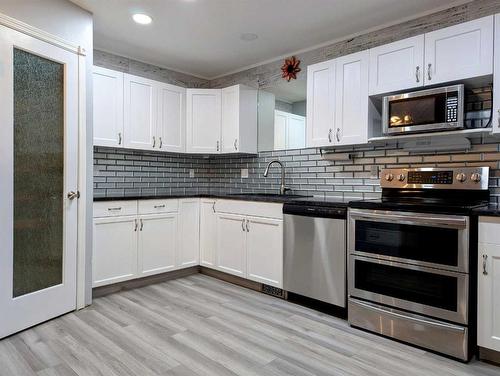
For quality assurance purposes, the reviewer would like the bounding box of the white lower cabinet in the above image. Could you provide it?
[93,216,138,287]
[138,214,177,277]
[178,199,200,268]
[478,216,500,352]
[200,199,217,267]
[246,216,283,287]
[214,201,284,288]
[93,199,284,289]
[216,213,247,278]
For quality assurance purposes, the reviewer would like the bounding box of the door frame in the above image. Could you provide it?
[0,12,88,310]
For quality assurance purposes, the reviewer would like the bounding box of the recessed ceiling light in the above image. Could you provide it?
[132,13,152,25]
[240,33,258,41]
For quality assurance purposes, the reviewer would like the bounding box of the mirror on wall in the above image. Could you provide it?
[257,78,307,152]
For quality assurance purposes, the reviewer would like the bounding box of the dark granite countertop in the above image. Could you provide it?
[94,193,351,210]
[472,204,500,217]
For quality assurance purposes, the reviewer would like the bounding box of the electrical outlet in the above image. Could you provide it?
[241,168,249,178]
[189,169,195,178]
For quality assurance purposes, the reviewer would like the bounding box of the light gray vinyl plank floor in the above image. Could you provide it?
[1,274,500,376]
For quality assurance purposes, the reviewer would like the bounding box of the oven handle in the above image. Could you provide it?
[350,299,466,333]
[349,210,467,229]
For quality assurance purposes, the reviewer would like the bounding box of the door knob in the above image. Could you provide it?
[67,191,80,200]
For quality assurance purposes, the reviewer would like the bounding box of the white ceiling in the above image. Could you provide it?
[71,0,469,79]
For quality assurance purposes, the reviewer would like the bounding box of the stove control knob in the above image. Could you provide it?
[385,173,394,182]
[456,173,467,183]
[398,174,406,182]
[471,173,481,183]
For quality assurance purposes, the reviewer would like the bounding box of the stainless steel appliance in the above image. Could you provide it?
[348,167,490,361]
[382,84,464,135]
[284,204,346,307]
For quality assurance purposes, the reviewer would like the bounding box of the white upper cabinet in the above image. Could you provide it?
[335,50,369,146]
[492,14,500,134]
[425,16,494,85]
[306,60,335,147]
[221,85,258,154]
[157,83,186,153]
[186,89,222,153]
[124,74,157,151]
[93,66,124,147]
[369,35,425,95]
[274,110,306,150]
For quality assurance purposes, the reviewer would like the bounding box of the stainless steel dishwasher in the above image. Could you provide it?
[283,203,346,308]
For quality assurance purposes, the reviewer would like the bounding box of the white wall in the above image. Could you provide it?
[0,0,94,305]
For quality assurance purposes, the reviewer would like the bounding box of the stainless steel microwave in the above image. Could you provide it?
[382,84,464,135]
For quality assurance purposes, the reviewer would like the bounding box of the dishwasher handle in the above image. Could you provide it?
[283,203,346,219]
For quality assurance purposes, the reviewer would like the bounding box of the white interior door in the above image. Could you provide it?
[0,25,79,339]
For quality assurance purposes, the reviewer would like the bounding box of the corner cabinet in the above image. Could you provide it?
[493,14,500,134]
[178,199,200,268]
[186,89,222,153]
[93,66,124,147]
[478,217,500,353]
[200,199,217,267]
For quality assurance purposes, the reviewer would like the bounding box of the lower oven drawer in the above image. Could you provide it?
[349,255,468,324]
[348,298,469,361]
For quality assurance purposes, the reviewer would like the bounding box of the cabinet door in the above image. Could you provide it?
[93,66,124,147]
[478,242,500,352]
[274,110,288,150]
[287,114,306,149]
[492,14,500,134]
[335,50,369,146]
[157,83,185,152]
[178,199,200,268]
[138,214,177,277]
[186,89,221,153]
[221,85,239,153]
[425,16,493,85]
[124,74,157,151]
[216,213,246,277]
[306,60,335,147]
[246,217,283,288]
[200,199,217,268]
[93,217,138,287]
[368,35,424,95]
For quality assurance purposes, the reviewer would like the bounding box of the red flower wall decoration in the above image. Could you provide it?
[281,56,301,81]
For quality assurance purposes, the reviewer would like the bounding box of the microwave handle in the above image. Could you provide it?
[349,210,467,229]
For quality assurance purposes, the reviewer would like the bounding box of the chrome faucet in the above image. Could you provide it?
[263,160,290,195]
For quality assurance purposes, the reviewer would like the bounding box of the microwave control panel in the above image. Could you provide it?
[446,95,459,123]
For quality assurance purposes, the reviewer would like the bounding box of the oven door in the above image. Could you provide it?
[349,255,468,324]
[348,209,469,273]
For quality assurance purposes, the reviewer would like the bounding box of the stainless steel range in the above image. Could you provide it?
[347,167,490,361]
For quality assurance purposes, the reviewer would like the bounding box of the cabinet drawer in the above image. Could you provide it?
[215,199,283,219]
[138,199,179,214]
[479,216,500,244]
[94,201,137,218]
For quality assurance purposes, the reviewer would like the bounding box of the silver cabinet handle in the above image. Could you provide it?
[328,129,332,143]
[154,204,166,209]
[67,191,79,200]
[415,66,420,83]
[134,219,138,232]
[336,128,341,142]
[152,136,156,148]
[483,254,488,275]
[217,140,220,152]
[246,219,249,232]
[497,109,500,128]
[427,63,432,81]
[241,219,245,232]
[212,202,216,213]
[118,132,122,145]
[159,137,163,149]
[234,139,238,151]
[107,207,122,211]
[140,219,144,231]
